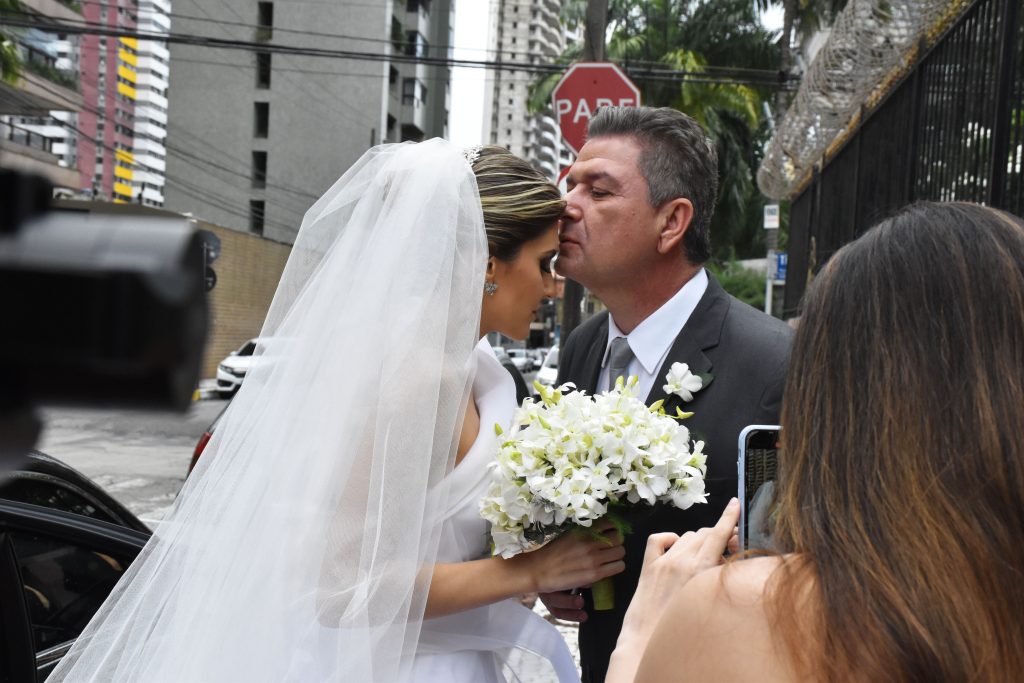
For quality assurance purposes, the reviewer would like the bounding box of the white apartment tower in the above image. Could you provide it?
[483,0,565,180]
[131,0,171,206]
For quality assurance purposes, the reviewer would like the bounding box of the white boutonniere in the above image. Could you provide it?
[663,362,712,402]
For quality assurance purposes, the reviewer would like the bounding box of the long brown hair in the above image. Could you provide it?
[771,202,1024,681]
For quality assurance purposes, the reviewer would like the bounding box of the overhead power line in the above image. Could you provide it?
[0,12,796,89]
[17,85,308,229]
[24,76,324,208]
[184,1,378,131]
[33,116,297,233]
[72,0,783,65]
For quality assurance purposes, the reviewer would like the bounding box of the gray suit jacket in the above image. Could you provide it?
[556,274,794,683]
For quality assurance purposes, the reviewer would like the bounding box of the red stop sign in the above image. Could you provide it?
[551,62,642,155]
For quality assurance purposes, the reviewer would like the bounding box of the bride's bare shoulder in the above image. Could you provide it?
[639,556,803,682]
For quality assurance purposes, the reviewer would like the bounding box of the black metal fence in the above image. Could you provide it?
[783,0,1023,317]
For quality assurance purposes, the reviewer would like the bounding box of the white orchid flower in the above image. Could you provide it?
[663,362,704,402]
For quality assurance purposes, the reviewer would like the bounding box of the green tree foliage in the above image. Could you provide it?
[532,0,781,261]
[0,40,19,83]
[706,259,766,310]
[1,0,24,84]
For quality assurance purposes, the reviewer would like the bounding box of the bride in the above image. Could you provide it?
[49,140,624,682]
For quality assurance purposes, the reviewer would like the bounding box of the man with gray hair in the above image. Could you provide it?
[540,106,793,682]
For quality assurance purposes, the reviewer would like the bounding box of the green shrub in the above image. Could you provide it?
[706,260,765,310]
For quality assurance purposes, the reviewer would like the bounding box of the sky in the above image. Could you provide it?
[448,3,787,147]
[449,1,492,147]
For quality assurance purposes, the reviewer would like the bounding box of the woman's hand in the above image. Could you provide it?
[426,522,622,619]
[514,521,626,595]
[619,499,740,645]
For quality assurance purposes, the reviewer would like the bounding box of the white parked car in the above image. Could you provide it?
[534,345,559,389]
[215,338,262,397]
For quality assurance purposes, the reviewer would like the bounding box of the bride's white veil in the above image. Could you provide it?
[50,139,488,682]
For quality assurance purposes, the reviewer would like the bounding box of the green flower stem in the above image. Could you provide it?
[592,577,615,611]
[574,508,633,611]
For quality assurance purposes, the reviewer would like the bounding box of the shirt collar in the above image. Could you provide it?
[603,268,709,374]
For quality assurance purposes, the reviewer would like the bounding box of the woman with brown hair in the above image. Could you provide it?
[607,201,1024,682]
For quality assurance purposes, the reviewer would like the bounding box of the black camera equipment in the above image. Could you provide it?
[1,168,209,460]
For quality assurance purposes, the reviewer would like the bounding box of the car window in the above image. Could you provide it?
[238,341,257,356]
[10,530,133,653]
[0,476,121,527]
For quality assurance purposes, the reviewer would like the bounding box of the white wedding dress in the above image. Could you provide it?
[411,339,580,683]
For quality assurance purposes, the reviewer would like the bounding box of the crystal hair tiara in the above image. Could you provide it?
[462,145,483,166]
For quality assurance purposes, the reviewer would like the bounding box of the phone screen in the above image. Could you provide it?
[737,426,780,551]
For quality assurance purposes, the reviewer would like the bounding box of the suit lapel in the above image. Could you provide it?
[645,277,730,413]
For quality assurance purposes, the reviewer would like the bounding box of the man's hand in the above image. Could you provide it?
[538,590,587,623]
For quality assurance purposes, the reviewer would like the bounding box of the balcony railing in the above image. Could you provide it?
[2,121,54,154]
[24,59,79,91]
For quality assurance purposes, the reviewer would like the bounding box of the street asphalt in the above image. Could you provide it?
[35,397,229,527]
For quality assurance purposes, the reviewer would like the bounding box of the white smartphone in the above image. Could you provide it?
[737,425,781,551]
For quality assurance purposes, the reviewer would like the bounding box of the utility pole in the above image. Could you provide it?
[583,0,608,61]
[763,203,780,316]
[560,0,609,341]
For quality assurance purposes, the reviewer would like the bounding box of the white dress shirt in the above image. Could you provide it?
[597,268,709,399]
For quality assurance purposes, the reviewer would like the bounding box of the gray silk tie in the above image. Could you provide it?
[606,336,635,387]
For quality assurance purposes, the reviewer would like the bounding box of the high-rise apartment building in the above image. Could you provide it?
[387,0,454,144]
[77,0,139,203]
[483,0,565,180]
[163,0,453,244]
[131,0,171,207]
[7,1,165,203]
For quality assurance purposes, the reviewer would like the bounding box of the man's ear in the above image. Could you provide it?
[656,198,694,255]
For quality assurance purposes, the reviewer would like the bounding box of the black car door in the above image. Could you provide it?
[0,530,36,683]
[0,501,148,681]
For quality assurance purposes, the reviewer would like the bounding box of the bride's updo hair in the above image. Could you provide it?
[469,145,565,261]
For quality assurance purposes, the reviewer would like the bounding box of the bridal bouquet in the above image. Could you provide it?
[479,377,708,610]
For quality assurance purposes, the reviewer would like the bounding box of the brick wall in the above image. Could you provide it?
[200,220,291,379]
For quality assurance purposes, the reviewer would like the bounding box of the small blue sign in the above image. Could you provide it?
[776,252,788,281]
